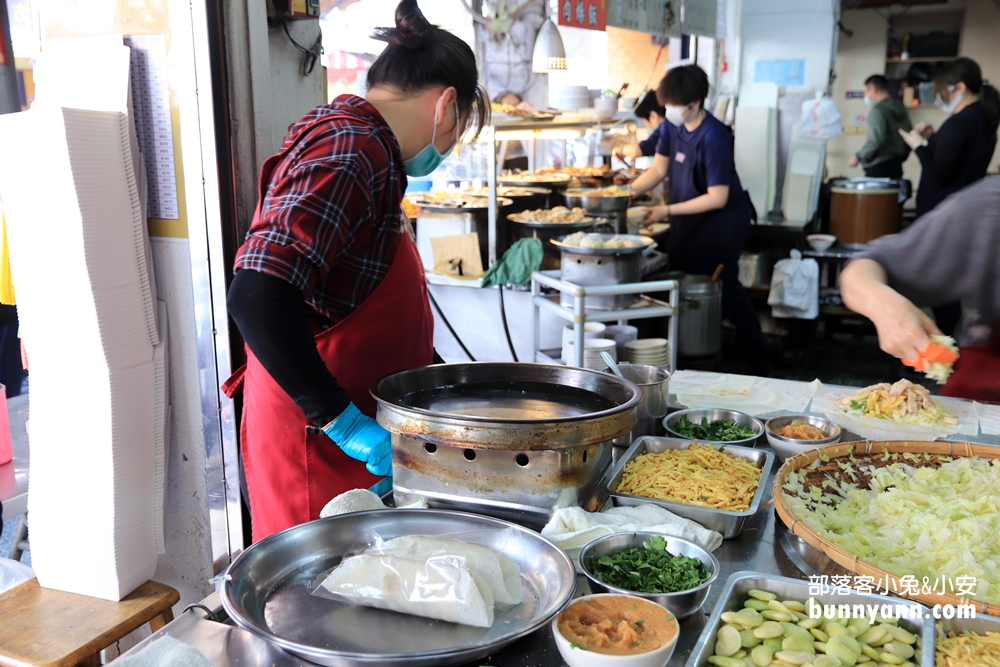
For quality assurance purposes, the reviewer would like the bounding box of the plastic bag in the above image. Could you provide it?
[799,92,843,140]
[0,557,34,594]
[312,530,522,628]
[768,249,819,319]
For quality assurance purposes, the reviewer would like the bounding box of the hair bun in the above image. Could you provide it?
[372,0,432,50]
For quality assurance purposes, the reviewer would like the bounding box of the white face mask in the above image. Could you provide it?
[665,103,697,127]
[934,85,963,115]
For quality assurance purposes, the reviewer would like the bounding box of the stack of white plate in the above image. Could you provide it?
[603,325,638,358]
[561,322,606,363]
[565,338,617,370]
[557,85,592,112]
[624,338,669,367]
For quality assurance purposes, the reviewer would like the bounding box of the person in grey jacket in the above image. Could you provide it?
[847,75,913,178]
[839,177,1000,400]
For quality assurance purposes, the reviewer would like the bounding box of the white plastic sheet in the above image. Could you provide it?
[670,370,820,417]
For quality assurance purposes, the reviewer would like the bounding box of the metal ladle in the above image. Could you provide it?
[600,351,625,378]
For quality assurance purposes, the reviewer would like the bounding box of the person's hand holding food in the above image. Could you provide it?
[869,287,941,363]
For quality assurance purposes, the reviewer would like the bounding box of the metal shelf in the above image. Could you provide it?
[531,270,679,371]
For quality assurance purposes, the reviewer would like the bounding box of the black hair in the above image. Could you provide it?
[368,0,489,139]
[634,90,665,121]
[864,74,888,93]
[933,57,999,139]
[493,91,523,105]
[657,65,709,108]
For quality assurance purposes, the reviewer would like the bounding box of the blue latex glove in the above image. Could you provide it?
[322,403,393,477]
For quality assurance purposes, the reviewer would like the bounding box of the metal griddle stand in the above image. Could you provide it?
[530,271,679,372]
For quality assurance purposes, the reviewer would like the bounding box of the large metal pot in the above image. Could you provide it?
[508,216,596,271]
[556,234,651,310]
[372,363,641,527]
[413,198,512,271]
[670,272,722,357]
[829,177,901,247]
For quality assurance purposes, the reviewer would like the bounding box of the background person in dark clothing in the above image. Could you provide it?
[847,74,912,178]
[619,91,667,158]
[900,57,999,218]
[898,57,999,336]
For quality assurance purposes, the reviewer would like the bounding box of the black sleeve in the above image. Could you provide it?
[227,269,350,427]
[914,116,970,187]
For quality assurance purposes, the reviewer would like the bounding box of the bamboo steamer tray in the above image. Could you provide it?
[773,439,1000,617]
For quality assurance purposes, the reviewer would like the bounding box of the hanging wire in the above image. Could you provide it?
[282,22,324,77]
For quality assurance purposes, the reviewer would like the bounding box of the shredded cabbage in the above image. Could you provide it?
[925,334,959,384]
[783,457,1000,604]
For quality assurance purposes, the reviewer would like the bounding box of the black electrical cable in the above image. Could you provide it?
[427,289,476,362]
[282,22,323,77]
[183,603,219,622]
[498,285,519,362]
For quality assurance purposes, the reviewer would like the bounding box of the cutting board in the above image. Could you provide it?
[430,233,484,278]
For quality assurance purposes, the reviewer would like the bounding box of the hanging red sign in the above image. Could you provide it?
[558,0,607,31]
[0,12,7,66]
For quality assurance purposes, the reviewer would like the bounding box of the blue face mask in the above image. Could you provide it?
[403,99,460,177]
[863,95,877,108]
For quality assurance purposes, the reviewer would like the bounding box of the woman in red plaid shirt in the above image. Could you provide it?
[224,0,489,542]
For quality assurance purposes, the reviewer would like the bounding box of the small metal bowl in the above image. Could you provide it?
[663,408,763,447]
[764,414,842,462]
[579,532,719,620]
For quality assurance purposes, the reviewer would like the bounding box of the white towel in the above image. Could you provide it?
[541,505,723,571]
[115,637,213,667]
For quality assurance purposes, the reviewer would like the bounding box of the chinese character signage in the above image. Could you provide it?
[558,0,607,31]
[606,0,679,38]
[682,0,717,37]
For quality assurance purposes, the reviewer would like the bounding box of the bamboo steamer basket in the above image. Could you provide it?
[773,439,1000,618]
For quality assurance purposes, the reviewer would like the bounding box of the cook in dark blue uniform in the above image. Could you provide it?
[631,65,765,358]
[619,91,667,159]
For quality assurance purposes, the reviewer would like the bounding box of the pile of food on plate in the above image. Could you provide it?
[317,535,521,628]
[586,535,711,595]
[617,443,762,512]
[559,232,633,249]
[936,625,1000,666]
[781,448,1000,605]
[839,378,958,426]
[491,102,532,116]
[508,207,593,224]
[537,165,612,178]
[671,415,757,442]
[500,170,572,182]
[705,587,920,667]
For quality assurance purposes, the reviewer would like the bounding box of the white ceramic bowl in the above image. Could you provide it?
[807,234,836,252]
[552,594,680,667]
[764,414,842,462]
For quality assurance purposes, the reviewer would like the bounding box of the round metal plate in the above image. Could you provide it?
[551,233,654,256]
[221,509,577,667]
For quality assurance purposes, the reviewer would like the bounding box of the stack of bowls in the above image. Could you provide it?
[624,338,669,367]
[603,324,638,358]
[561,322,606,363]
[565,338,617,371]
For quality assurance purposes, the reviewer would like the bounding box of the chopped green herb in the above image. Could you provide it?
[849,399,866,411]
[588,535,711,594]
[670,414,756,441]
[677,649,692,657]
[635,620,644,625]
[570,642,581,650]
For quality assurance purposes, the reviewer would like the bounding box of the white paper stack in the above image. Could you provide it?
[0,36,169,600]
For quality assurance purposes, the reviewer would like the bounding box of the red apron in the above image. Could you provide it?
[941,324,1000,402]
[223,115,434,543]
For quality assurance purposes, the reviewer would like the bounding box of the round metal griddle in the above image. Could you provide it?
[221,509,577,667]
[372,362,641,450]
[564,188,631,214]
[552,233,654,256]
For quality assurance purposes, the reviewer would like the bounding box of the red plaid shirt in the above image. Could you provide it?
[235,95,406,328]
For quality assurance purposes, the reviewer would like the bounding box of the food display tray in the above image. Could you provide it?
[687,572,936,667]
[605,436,774,539]
[221,509,576,667]
[774,440,1000,617]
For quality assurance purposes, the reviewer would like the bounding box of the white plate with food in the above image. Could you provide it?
[222,509,576,667]
[553,233,655,255]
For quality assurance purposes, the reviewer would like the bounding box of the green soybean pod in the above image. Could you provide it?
[748,589,777,602]
[750,644,774,667]
[882,642,914,659]
[716,625,742,657]
[774,650,817,665]
[740,629,760,648]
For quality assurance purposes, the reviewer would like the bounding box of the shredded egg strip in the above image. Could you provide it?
[937,630,1000,667]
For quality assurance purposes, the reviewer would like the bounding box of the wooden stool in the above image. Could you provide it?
[0,578,179,667]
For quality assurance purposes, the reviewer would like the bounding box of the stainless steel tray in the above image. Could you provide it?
[605,436,774,539]
[688,572,936,667]
[221,509,577,667]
